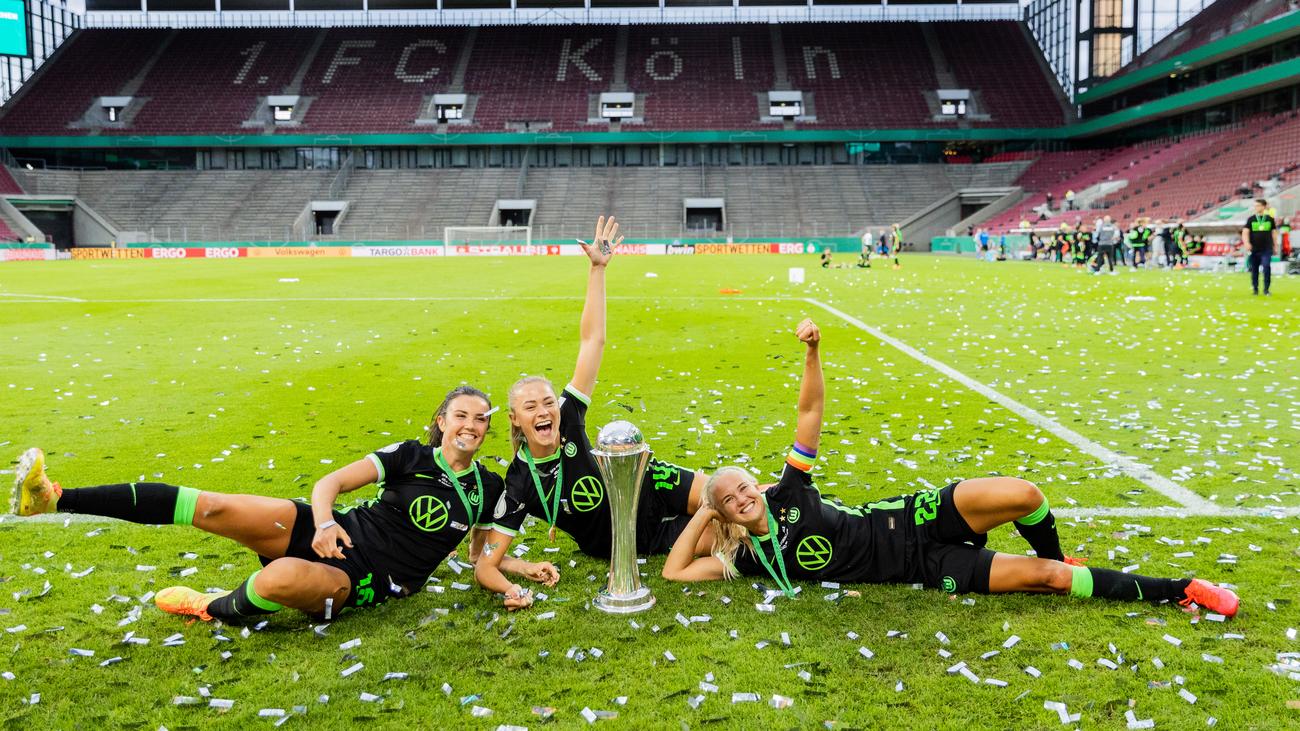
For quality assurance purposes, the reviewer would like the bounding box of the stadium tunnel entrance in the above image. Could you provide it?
[12,201,73,249]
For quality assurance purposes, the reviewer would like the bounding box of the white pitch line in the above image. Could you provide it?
[0,292,85,302]
[806,297,1228,516]
[1055,506,1300,519]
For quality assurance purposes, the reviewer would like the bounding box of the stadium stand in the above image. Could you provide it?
[20,163,1030,242]
[1101,111,1300,221]
[0,23,1069,135]
[981,128,1239,230]
[932,22,1067,128]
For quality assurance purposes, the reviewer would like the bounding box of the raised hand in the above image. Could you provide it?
[578,215,622,267]
[795,318,821,347]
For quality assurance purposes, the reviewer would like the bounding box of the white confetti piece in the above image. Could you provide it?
[858,647,874,659]
[1179,688,1197,704]
[1024,666,1041,678]
[258,709,286,718]
[663,651,676,662]
[984,678,1008,687]
[341,662,363,677]
[536,611,556,621]
[935,631,950,645]
[769,694,793,709]
[1098,658,1118,670]
[339,638,361,650]
[360,693,383,703]
[1003,635,1021,649]
[69,648,95,657]
[382,672,408,682]
[1067,659,1085,670]
[209,699,234,710]
[731,692,760,703]
[1163,634,1183,647]
[580,707,598,723]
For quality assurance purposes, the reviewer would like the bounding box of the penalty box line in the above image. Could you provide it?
[804,297,1245,518]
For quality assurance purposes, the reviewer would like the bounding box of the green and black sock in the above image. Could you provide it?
[56,483,199,526]
[205,570,283,624]
[1014,498,1064,562]
[1069,566,1190,603]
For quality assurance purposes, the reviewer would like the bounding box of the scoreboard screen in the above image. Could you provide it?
[0,0,28,58]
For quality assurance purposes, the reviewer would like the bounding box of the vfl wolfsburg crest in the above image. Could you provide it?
[785,507,801,524]
[564,442,578,458]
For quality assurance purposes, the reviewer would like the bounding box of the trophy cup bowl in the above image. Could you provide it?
[591,420,656,613]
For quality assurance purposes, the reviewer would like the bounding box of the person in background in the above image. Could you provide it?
[977,228,991,260]
[1064,189,1075,211]
[1091,215,1120,274]
[1240,198,1279,295]
[890,224,903,269]
[1073,224,1093,270]
[1052,224,1071,265]
[1128,218,1153,268]
[1172,221,1189,268]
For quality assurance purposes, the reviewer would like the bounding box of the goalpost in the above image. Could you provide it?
[443,225,533,250]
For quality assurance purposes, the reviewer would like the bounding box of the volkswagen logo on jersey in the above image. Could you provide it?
[409,495,449,532]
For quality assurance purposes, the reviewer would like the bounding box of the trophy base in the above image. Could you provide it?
[593,586,656,614]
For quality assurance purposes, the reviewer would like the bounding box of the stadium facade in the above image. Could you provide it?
[0,0,1295,254]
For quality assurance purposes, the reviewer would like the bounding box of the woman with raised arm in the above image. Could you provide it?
[662,320,1240,617]
[10,386,558,622]
[474,216,710,595]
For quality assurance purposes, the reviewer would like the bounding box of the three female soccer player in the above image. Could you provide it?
[661,319,1240,617]
[10,386,559,623]
[12,219,1243,623]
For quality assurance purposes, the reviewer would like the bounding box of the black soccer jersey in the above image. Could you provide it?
[350,440,507,587]
[495,384,692,558]
[1246,214,1276,252]
[731,455,925,587]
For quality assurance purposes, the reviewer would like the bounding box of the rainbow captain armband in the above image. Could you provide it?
[786,442,817,472]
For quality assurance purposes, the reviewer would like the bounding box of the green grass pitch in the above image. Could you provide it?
[0,254,1297,728]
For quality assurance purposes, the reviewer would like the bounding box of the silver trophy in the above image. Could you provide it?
[591,420,656,613]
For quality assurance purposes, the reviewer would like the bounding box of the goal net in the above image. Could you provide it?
[443,225,533,248]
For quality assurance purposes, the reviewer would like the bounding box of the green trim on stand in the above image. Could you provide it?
[1076,12,1300,105]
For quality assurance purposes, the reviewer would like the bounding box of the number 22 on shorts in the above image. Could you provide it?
[913,491,939,526]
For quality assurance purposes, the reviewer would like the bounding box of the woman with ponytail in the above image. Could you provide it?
[11,385,558,622]
[475,215,710,595]
[662,320,1239,618]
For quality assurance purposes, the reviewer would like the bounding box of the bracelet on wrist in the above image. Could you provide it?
[317,519,337,531]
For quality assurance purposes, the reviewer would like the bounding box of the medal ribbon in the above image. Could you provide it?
[434,448,484,527]
[522,446,563,534]
[750,497,796,598]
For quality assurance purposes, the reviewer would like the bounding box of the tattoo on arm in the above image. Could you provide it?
[484,542,499,558]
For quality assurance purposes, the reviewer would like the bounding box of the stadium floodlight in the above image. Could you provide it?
[443,225,534,251]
